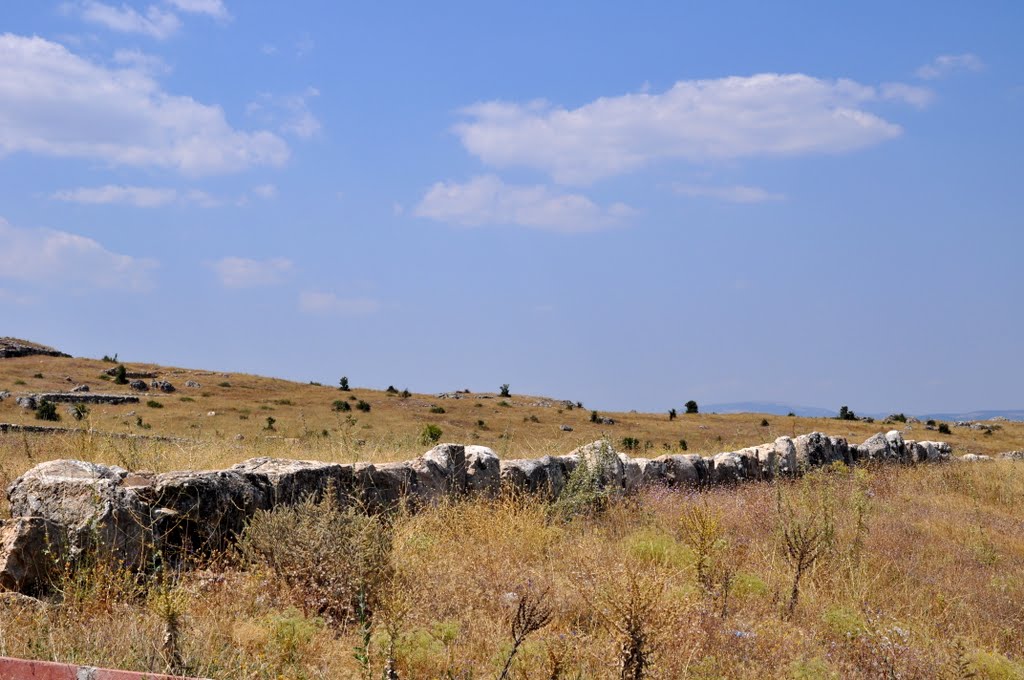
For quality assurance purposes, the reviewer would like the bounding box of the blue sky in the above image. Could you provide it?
[1,1,1021,415]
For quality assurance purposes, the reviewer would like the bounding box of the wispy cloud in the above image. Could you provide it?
[75,1,182,39]
[299,290,379,316]
[916,53,984,80]
[0,34,289,175]
[415,175,634,232]
[211,256,293,288]
[51,185,178,207]
[455,73,925,184]
[252,184,278,199]
[165,0,230,20]
[673,183,785,204]
[247,88,322,139]
[0,217,156,290]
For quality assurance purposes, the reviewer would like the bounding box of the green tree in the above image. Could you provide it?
[685,400,699,414]
[499,384,511,398]
[113,364,128,385]
[338,376,350,391]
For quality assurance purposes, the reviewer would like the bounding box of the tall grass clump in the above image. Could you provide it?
[237,491,393,628]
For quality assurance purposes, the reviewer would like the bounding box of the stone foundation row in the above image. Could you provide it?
[0,430,950,594]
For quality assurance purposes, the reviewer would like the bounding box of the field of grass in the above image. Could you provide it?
[1,351,1023,678]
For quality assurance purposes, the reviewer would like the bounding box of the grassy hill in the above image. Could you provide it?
[3,344,1024,678]
[1,349,1021,482]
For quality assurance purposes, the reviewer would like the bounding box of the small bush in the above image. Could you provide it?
[621,437,641,451]
[837,405,857,421]
[13,379,26,385]
[146,400,164,409]
[887,413,907,423]
[498,400,511,408]
[237,492,393,627]
[101,353,118,363]
[760,418,770,427]
[679,439,688,451]
[476,419,487,429]
[218,381,232,388]
[429,406,446,414]
[552,440,618,520]
[113,365,128,385]
[938,423,951,435]
[499,384,511,397]
[926,419,936,426]
[386,385,398,394]
[272,399,293,406]
[590,410,599,423]
[668,408,677,421]
[35,400,60,421]
[332,400,351,412]
[685,400,699,414]
[355,400,371,412]
[32,372,44,379]
[179,396,195,402]
[420,424,443,445]
[265,416,276,431]
[400,388,411,398]
[71,404,89,421]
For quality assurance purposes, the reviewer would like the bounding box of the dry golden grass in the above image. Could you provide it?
[2,462,1023,678]
[1,353,1021,485]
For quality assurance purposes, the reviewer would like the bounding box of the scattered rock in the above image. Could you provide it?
[70,384,90,393]
[16,396,36,410]
[0,391,9,401]
[960,454,993,462]
[151,380,175,393]
[560,424,574,432]
[129,380,148,391]
[185,380,201,388]
[207,411,216,417]
[104,367,157,380]
[998,451,1024,461]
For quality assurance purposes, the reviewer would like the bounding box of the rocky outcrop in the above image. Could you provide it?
[0,338,69,359]
[0,432,954,594]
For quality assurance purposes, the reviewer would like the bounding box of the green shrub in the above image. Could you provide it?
[217,381,231,388]
[179,396,195,402]
[265,416,276,431]
[499,384,510,397]
[400,388,411,398]
[679,439,688,451]
[35,400,59,421]
[498,400,511,408]
[332,399,351,412]
[338,376,350,391]
[621,436,641,451]
[101,353,118,363]
[113,365,128,385]
[146,400,163,409]
[590,410,599,423]
[420,424,443,445]
[429,406,446,414]
[938,423,951,435]
[887,413,907,423]
[685,400,699,414]
[552,440,618,520]
[71,404,89,421]
[386,385,398,394]
[837,405,857,421]
[760,418,770,427]
[32,372,43,379]
[355,400,371,412]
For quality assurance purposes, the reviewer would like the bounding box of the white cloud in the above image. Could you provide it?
[51,185,178,207]
[299,291,379,316]
[212,256,293,288]
[916,53,984,80]
[77,1,182,39]
[165,0,230,20]
[0,34,289,175]
[880,82,934,108]
[415,175,634,232]
[0,217,156,290]
[252,184,278,199]
[673,183,785,203]
[112,48,170,74]
[455,73,921,184]
[247,88,322,139]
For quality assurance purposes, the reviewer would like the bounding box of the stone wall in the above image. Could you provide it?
[0,431,952,594]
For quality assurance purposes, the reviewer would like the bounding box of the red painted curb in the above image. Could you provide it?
[0,656,206,679]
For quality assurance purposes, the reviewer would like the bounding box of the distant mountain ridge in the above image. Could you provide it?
[704,401,1024,423]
